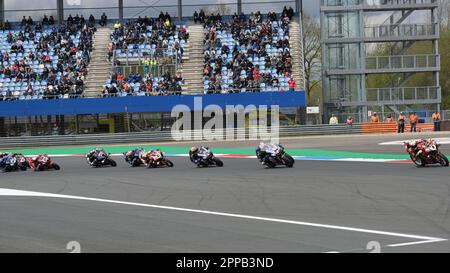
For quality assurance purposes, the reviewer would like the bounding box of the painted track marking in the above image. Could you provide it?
[0,188,446,251]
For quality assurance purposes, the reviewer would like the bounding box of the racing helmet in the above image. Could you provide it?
[190,147,198,153]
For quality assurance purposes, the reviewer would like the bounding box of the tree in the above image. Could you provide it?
[440,26,450,109]
[436,0,450,28]
[302,15,322,106]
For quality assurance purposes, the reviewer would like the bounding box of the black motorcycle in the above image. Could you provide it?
[193,147,223,167]
[257,144,294,168]
[86,150,117,168]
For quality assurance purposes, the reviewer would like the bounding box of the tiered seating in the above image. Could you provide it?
[110,16,188,60]
[0,20,95,101]
[102,71,184,97]
[202,11,294,94]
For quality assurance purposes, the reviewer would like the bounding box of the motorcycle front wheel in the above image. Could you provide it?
[165,160,174,167]
[282,154,295,168]
[410,154,425,167]
[438,153,449,167]
[109,159,117,167]
[213,158,223,167]
[52,163,61,170]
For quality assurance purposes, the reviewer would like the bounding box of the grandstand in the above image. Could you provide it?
[0,15,95,100]
[0,5,306,100]
[0,2,307,136]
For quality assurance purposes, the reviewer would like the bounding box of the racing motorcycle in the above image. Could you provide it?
[404,140,449,167]
[123,149,146,167]
[86,150,117,168]
[194,147,223,167]
[28,155,61,171]
[0,153,29,172]
[143,150,174,168]
[257,144,294,168]
[16,153,30,170]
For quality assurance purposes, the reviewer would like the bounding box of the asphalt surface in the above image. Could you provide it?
[1,155,450,253]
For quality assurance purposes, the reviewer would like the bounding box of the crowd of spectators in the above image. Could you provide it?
[102,70,184,97]
[109,12,188,62]
[200,7,297,94]
[0,14,96,100]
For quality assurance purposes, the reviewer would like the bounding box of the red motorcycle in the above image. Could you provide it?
[404,140,449,167]
[28,154,61,171]
[143,150,174,168]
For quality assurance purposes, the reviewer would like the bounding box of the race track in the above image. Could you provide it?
[1,152,449,253]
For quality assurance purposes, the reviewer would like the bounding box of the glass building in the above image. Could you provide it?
[321,0,440,122]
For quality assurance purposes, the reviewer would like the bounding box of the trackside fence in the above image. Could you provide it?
[0,124,361,148]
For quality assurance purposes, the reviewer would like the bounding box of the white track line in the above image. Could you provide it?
[0,187,446,250]
[379,137,450,146]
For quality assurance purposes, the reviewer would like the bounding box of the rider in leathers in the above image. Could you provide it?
[86,148,105,166]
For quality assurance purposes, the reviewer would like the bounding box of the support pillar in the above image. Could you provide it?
[57,0,64,23]
[119,0,124,20]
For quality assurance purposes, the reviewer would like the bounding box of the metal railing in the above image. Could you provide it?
[365,54,439,71]
[113,48,182,66]
[364,23,438,39]
[363,0,438,7]
[0,124,362,148]
[0,93,84,101]
[3,1,297,22]
[366,86,440,103]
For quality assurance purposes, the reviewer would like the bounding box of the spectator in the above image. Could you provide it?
[398,112,406,133]
[89,14,96,26]
[201,9,292,94]
[370,112,380,123]
[329,115,338,125]
[409,112,419,132]
[193,11,199,24]
[385,114,394,123]
[288,78,296,91]
[42,15,49,25]
[199,9,205,24]
[432,111,441,132]
[100,13,108,27]
[346,116,353,126]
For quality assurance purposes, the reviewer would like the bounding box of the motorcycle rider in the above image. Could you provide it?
[30,154,49,168]
[189,147,201,164]
[86,148,106,166]
[0,152,11,167]
[140,148,158,164]
[125,147,146,164]
[407,139,432,158]
[256,142,269,164]
[256,142,284,165]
